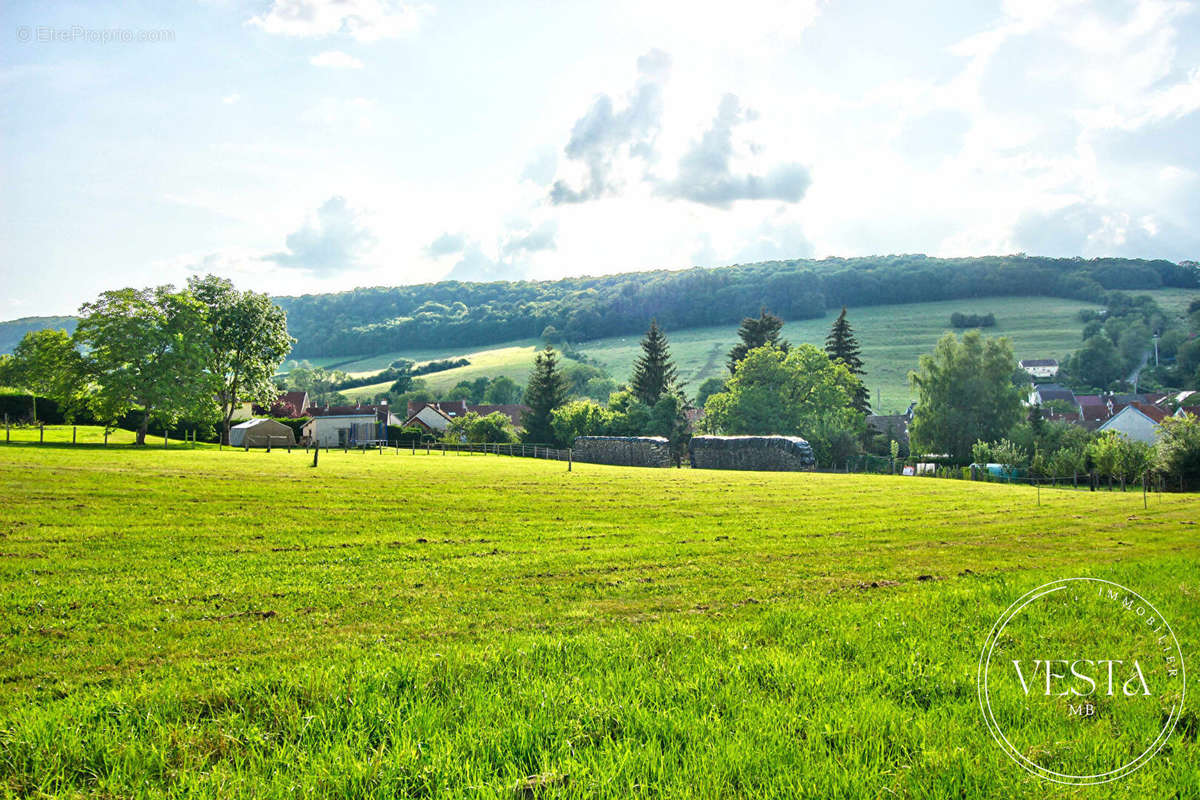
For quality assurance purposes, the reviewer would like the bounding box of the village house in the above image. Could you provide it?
[1097,402,1170,444]
[402,401,529,434]
[1018,358,1059,379]
[1028,383,1076,408]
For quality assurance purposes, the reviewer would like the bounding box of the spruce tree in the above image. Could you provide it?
[824,306,871,414]
[727,309,789,374]
[631,320,679,406]
[521,345,569,444]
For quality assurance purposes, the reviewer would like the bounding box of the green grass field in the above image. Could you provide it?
[1,438,1196,797]
[576,296,1100,414]
[314,296,1098,413]
[342,345,549,401]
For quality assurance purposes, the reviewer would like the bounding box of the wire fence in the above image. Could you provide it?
[6,421,1194,496]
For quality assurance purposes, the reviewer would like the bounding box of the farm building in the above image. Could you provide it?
[302,414,381,448]
[229,418,297,448]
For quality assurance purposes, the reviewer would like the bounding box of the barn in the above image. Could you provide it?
[229,418,297,448]
[302,414,381,448]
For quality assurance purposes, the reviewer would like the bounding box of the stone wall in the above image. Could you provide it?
[689,435,816,471]
[573,436,672,468]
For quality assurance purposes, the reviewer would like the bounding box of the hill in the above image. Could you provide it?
[3,256,1194,359]
[274,255,1195,358]
[1,446,1196,797]
[0,315,78,354]
[336,296,1098,413]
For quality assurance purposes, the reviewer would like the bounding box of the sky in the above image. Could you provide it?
[2,0,1198,318]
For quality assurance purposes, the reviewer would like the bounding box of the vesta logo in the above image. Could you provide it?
[978,578,1186,786]
[1010,659,1150,697]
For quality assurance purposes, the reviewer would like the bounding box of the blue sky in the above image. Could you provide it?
[2,0,1198,317]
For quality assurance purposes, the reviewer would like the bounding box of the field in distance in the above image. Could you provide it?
[0,442,1196,798]
[324,296,1098,412]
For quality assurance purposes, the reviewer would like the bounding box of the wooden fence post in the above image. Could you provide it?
[72,426,77,444]
[568,449,572,472]
[4,413,7,443]
[40,424,44,444]
[312,445,319,467]
[104,429,108,446]
[164,430,169,448]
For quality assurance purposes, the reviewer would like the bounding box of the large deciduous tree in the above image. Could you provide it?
[704,343,864,465]
[3,329,86,422]
[727,309,789,374]
[74,286,212,445]
[824,306,871,415]
[630,320,679,406]
[189,275,293,445]
[908,331,1024,463]
[522,345,569,444]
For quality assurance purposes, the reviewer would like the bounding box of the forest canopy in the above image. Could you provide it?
[274,255,1196,357]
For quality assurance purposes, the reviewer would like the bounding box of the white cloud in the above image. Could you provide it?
[248,0,432,42]
[310,50,365,69]
[222,93,241,104]
[268,196,377,276]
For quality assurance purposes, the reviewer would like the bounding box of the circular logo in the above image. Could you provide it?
[978,578,1186,785]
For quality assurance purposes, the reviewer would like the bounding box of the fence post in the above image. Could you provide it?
[164,430,169,448]
[312,445,319,468]
[4,413,7,443]
[40,424,44,444]
[104,429,108,446]
[73,426,77,444]
[568,448,572,472]
[1143,473,1147,509]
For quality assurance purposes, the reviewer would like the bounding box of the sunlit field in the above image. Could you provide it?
[1,441,1196,798]
[320,296,1097,413]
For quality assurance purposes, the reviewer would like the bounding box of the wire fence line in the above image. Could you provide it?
[5,422,1194,498]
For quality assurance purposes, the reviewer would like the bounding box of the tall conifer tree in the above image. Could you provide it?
[727,309,789,374]
[522,345,569,444]
[824,306,871,414]
[631,320,679,406]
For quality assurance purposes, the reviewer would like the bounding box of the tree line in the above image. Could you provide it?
[0,276,293,445]
[276,255,1197,357]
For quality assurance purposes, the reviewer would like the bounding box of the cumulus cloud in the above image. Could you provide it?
[268,196,376,275]
[1012,200,1200,262]
[427,222,555,282]
[426,231,467,257]
[310,50,364,69]
[658,94,811,208]
[444,246,529,282]
[248,0,431,42]
[520,147,558,186]
[549,49,672,204]
[501,220,557,256]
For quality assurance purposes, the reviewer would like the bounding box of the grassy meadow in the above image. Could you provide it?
[1,437,1197,798]
[318,296,1097,412]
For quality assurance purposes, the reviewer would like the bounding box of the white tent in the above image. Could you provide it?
[229,418,296,448]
